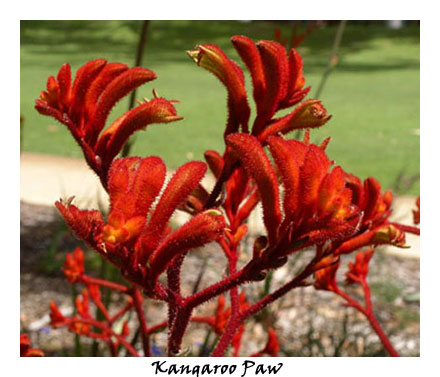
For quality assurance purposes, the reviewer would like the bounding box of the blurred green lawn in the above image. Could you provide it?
[20,20,420,195]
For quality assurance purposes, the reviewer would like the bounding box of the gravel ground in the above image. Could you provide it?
[20,200,420,357]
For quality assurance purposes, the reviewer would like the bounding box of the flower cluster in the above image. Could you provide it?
[32,34,419,357]
[55,157,225,292]
[35,60,182,187]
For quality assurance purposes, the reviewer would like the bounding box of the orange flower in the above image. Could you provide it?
[49,301,66,328]
[254,327,280,357]
[63,247,85,283]
[314,257,340,292]
[346,248,375,284]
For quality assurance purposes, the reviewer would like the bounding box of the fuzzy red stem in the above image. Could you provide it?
[211,313,243,357]
[61,115,109,190]
[191,316,216,328]
[185,268,247,310]
[389,222,420,235]
[82,275,128,293]
[109,340,118,356]
[365,311,400,357]
[64,317,139,356]
[361,279,399,357]
[168,307,192,356]
[227,244,241,347]
[110,302,133,323]
[146,316,217,337]
[166,255,185,351]
[335,286,399,357]
[90,294,112,322]
[211,262,315,356]
[146,321,168,335]
[132,288,151,357]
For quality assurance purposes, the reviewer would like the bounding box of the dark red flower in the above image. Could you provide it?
[20,334,44,357]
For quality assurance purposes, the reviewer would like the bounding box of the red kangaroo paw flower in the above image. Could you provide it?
[278,48,310,109]
[213,295,229,335]
[258,99,331,142]
[345,172,364,207]
[102,157,166,247]
[234,188,260,229]
[346,248,375,284]
[231,324,246,357]
[312,254,340,272]
[188,44,250,135]
[300,215,362,250]
[101,213,146,246]
[300,144,332,219]
[136,161,208,263]
[56,63,72,108]
[68,321,92,336]
[40,76,60,109]
[83,62,130,142]
[36,60,181,185]
[189,36,316,141]
[204,150,224,179]
[361,177,383,222]
[345,175,393,229]
[260,327,280,357]
[252,40,289,134]
[223,166,250,215]
[226,133,281,244]
[313,257,340,292]
[231,36,266,114]
[76,288,91,318]
[70,59,107,125]
[20,334,44,357]
[148,160,207,235]
[90,67,156,140]
[88,284,102,303]
[267,136,303,222]
[146,211,226,284]
[231,224,248,249]
[318,166,353,220]
[335,224,407,255]
[63,247,85,283]
[250,327,281,357]
[49,301,66,328]
[108,157,166,219]
[96,97,182,169]
[55,199,104,245]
